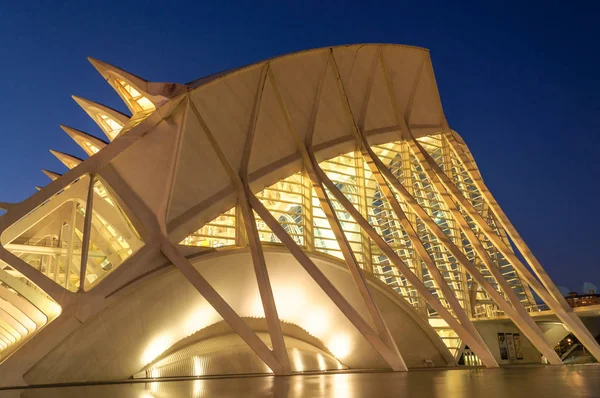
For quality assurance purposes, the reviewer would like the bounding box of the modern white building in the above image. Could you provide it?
[0,44,598,387]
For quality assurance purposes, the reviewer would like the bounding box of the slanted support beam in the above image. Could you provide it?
[445,134,570,306]
[304,155,407,371]
[249,192,410,369]
[63,202,78,290]
[188,89,291,374]
[368,47,564,364]
[437,134,600,361]
[159,238,284,374]
[78,174,96,292]
[317,166,499,367]
[237,189,291,373]
[324,48,496,367]
[408,140,562,365]
[238,76,292,371]
[361,147,497,364]
[362,133,563,364]
[267,65,407,371]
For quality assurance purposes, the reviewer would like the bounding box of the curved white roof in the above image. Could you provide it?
[106,43,449,241]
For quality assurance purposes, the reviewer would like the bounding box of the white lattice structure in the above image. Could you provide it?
[0,44,597,387]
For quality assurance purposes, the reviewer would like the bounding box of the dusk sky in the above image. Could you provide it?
[0,1,598,292]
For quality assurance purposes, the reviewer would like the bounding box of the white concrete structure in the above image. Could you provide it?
[0,44,597,387]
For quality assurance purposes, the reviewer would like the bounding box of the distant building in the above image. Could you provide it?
[566,292,600,308]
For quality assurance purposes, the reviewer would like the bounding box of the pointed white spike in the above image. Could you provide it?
[42,170,62,181]
[71,96,129,141]
[34,186,42,191]
[87,57,148,85]
[87,57,163,114]
[60,125,107,156]
[49,150,82,170]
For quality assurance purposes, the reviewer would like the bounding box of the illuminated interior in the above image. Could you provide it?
[115,79,156,113]
[83,141,101,155]
[1,175,142,293]
[0,258,61,360]
[96,113,124,141]
[181,133,533,357]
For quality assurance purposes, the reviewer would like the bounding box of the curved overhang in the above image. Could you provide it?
[23,247,454,384]
[102,44,448,242]
[13,44,447,244]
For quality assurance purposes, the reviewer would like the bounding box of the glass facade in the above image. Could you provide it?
[1,175,142,293]
[181,133,534,357]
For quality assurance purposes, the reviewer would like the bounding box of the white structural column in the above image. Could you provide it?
[441,134,600,361]
[325,49,496,366]
[78,174,96,292]
[306,146,407,371]
[63,203,78,290]
[370,49,563,364]
[238,65,292,374]
[186,90,292,374]
[266,66,407,371]
[248,192,413,369]
[158,238,284,374]
[445,134,573,306]
[316,166,499,367]
[361,149,497,364]
[370,151,567,363]
[237,190,292,373]
[404,139,564,364]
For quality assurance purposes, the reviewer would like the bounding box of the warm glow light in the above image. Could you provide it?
[299,308,329,337]
[193,379,204,398]
[272,285,304,320]
[84,141,100,154]
[327,334,351,360]
[48,302,62,318]
[193,356,203,376]
[249,295,266,318]
[141,334,173,365]
[184,306,219,336]
[136,96,155,111]
[102,114,123,131]
[428,318,449,328]
[293,348,303,372]
[122,82,141,97]
[116,79,156,112]
[97,113,124,140]
[317,353,326,371]
[332,373,353,398]
[149,381,159,393]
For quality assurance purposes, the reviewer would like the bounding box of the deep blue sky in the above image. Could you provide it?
[0,2,598,292]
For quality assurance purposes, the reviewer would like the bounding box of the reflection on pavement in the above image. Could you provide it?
[3,365,600,398]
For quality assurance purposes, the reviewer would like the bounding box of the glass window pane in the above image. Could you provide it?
[82,178,143,289]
